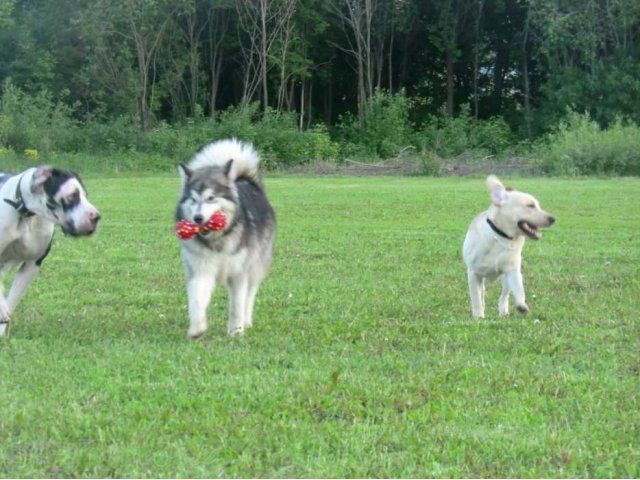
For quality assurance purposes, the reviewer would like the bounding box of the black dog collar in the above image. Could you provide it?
[3,174,35,218]
[486,217,513,240]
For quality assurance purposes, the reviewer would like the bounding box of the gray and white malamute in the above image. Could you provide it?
[175,139,276,338]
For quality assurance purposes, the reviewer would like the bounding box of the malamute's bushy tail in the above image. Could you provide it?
[189,138,261,180]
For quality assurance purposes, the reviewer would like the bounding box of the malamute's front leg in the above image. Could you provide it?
[186,274,216,339]
[243,282,260,329]
[227,277,248,336]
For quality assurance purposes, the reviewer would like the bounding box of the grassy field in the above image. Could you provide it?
[0,174,638,478]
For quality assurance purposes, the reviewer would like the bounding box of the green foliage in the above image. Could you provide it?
[0,80,79,153]
[252,110,339,168]
[77,104,340,169]
[537,111,640,175]
[536,61,640,131]
[303,123,341,162]
[416,151,443,176]
[0,176,639,477]
[337,89,414,159]
[82,116,139,153]
[418,105,514,158]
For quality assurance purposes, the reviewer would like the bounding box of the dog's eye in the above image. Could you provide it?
[206,195,216,202]
[61,190,80,206]
[528,203,536,208]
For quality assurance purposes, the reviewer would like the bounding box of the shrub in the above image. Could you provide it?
[417,151,442,176]
[141,105,339,168]
[81,115,139,153]
[537,111,640,175]
[303,123,340,162]
[214,102,260,143]
[337,89,414,159]
[417,105,514,158]
[0,80,79,153]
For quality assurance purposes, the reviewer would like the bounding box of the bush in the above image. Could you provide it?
[417,104,514,158]
[417,151,442,176]
[337,89,414,159]
[82,116,139,153]
[0,80,80,153]
[140,104,339,168]
[537,111,640,175]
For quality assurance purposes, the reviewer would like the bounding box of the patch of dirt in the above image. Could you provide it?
[283,156,541,177]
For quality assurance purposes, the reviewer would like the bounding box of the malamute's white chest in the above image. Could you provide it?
[183,239,249,286]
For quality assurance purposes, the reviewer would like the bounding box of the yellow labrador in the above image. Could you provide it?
[463,175,555,318]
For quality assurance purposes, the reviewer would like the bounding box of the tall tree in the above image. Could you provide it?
[236,0,298,110]
[83,0,175,130]
[530,0,640,127]
[331,0,378,119]
[205,0,232,117]
[428,0,470,116]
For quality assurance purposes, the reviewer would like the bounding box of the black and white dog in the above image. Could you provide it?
[0,165,101,335]
[176,139,276,338]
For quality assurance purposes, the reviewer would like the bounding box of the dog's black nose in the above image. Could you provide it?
[193,214,204,225]
[548,215,556,225]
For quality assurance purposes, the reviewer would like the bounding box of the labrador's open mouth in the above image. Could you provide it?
[518,221,541,240]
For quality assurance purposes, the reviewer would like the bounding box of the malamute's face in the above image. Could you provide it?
[177,163,237,236]
[35,167,101,236]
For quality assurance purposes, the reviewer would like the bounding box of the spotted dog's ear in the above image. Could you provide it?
[31,165,54,192]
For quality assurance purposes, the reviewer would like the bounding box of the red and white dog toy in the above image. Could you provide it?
[176,211,227,240]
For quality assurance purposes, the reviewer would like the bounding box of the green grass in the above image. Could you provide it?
[1,175,639,478]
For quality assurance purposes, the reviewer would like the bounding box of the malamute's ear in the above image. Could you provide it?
[486,174,507,206]
[31,165,54,192]
[178,163,192,188]
[223,159,234,178]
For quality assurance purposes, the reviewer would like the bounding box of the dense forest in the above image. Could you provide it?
[1,0,640,174]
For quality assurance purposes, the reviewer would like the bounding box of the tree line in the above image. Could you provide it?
[1,0,639,140]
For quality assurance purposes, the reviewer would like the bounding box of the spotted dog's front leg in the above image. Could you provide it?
[7,261,40,313]
[0,302,10,337]
[0,289,10,336]
[0,271,8,336]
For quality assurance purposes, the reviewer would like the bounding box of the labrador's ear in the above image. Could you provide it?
[486,174,507,206]
[31,165,54,192]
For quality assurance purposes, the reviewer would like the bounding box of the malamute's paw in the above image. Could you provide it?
[228,326,245,337]
[516,303,530,314]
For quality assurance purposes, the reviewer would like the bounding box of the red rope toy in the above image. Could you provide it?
[176,211,227,239]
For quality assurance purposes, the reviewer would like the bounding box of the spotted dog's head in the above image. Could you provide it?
[487,174,555,240]
[32,166,101,236]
